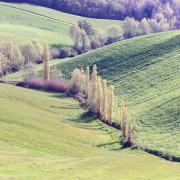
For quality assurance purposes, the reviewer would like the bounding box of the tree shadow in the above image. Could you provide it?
[50,105,80,110]
[50,93,69,99]
[68,111,96,124]
[97,141,119,147]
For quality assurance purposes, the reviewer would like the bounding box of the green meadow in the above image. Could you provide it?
[0,2,179,177]
[0,2,122,45]
[6,30,180,157]
[0,84,179,179]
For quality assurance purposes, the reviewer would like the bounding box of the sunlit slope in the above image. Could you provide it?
[0,2,122,45]
[54,30,180,156]
[0,84,179,179]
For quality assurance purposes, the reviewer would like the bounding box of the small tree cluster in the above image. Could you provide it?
[70,64,115,125]
[119,101,134,147]
[70,21,123,55]
[0,38,44,77]
[21,39,43,64]
[70,24,91,54]
[0,39,23,76]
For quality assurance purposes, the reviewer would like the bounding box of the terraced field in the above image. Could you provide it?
[0,2,122,45]
[0,84,179,179]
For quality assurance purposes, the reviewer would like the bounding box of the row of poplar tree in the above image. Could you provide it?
[70,65,134,146]
[42,50,134,146]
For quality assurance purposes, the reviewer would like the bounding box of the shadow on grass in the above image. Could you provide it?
[50,93,69,99]
[97,141,119,147]
[70,111,96,123]
[50,105,80,110]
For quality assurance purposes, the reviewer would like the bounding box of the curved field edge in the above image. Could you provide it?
[3,31,180,157]
[0,84,179,179]
[0,2,122,45]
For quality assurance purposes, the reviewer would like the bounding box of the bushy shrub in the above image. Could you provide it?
[0,39,23,73]
[66,83,80,96]
[47,80,69,92]
[26,78,48,90]
[24,63,36,81]
[50,48,60,59]
[21,40,42,65]
[26,78,69,92]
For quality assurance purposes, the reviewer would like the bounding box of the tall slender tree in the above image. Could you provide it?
[85,66,90,94]
[102,80,107,121]
[43,43,50,80]
[109,85,115,124]
[120,100,126,136]
[119,101,134,146]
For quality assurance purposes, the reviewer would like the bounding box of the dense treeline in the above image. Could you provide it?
[1,0,179,29]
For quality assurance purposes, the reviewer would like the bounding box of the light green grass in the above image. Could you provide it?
[0,2,122,45]
[0,84,179,179]
[7,31,180,157]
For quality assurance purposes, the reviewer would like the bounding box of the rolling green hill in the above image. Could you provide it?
[0,84,179,179]
[57,30,180,157]
[59,30,180,157]
[0,2,122,45]
[3,31,180,157]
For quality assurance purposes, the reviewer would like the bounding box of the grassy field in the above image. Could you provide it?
[0,84,179,179]
[0,2,122,45]
[57,30,180,157]
[7,30,180,157]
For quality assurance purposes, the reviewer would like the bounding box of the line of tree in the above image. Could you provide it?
[69,64,134,146]
[2,0,179,29]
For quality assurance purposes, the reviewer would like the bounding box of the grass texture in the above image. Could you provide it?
[0,84,179,179]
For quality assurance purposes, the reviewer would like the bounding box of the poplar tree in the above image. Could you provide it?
[80,69,85,91]
[98,76,103,117]
[109,85,114,124]
[120,100,126,137]
[106,87,111,122]
[85,66,90,94]
[126,120,134,144]
[43,43,50,80]
[90,64,98,112]
[102,80,107,121]
[92,64,97,99]
[119,101,134,146]
[96,76,102,114]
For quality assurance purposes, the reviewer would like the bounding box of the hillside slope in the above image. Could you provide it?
[0,2,122,45]
[3,31,180,157]
[55,30,180,157]
[0,84,179,179]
